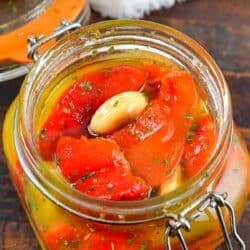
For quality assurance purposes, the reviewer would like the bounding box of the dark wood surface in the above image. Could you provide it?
[0,0,250,249]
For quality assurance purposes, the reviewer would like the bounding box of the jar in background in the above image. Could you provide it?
[3,20,250,249]
[0,0,90,83]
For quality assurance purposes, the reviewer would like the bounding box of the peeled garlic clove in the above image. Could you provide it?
[89,91,148,135]
[158,165,183,195]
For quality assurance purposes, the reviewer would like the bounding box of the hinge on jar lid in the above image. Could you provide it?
[165,192,246,250]
[27,19,81,61]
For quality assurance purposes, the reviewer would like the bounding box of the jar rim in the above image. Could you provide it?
[15,20,233,223]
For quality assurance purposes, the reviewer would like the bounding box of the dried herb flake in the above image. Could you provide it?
[80,82,92,91]
[113,100,119,107]
[40,128,48,140]
[81,172,95,180]
[184,112,193,120]
[162,158,168,167]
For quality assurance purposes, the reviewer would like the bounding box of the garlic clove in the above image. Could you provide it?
[158,165,183,195]
[89,91,148,135]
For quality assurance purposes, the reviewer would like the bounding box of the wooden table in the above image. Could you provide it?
[0,0,249,249]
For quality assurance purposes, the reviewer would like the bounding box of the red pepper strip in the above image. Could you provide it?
[56,136,130,183]
[183,115,216,178]
[74,165,151,201]
[159,70,198,117]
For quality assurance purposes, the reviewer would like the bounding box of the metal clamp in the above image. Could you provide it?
[27,19,81,61]
[165,192,245,250]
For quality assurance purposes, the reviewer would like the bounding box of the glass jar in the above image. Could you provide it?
[3,20,250,250]
[0,0,90,83]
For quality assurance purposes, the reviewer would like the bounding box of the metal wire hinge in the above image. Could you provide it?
[27,19,81,61]
[165,192,246,250]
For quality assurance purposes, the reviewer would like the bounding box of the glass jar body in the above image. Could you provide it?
[3,20,250,249]
[3,103,250,249]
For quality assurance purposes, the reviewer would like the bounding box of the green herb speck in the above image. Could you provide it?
[113,100,119,107]
[186,122,198,141]
[203,172,209,178]
[135,132,142,141]
[92,49,98,55]
[152,157,159,164]
[139,242,147,250]
[40,128,48,140]
[71,75,78,81]
[112,38,120,43]
[162,158,168,167]
[190,123,199,132]
[85,46,93,52]
[184,112,193,120]
[93,30,102,38]
[126,238,134,245]
[108,46,115,54]
[72,239,80,244]
[81,172,95,180]
[80,81,92,91]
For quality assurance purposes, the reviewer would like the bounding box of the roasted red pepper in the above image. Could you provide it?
[43,222,149,250]
[183,115,216,178]
[111,70,198,187]
[74,166,150,200]
[111,99,185,187]
[56,136,151,200]
[56,136,130,183]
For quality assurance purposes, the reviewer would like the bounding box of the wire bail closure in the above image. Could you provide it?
[165,192,245,250]
[27,20,81,61]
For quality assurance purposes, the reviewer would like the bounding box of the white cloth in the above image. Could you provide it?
[90,0,186,19]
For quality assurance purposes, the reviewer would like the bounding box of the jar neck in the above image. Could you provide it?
[15,20,233,224]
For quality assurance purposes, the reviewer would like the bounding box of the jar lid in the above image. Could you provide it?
[0,0,90,82]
